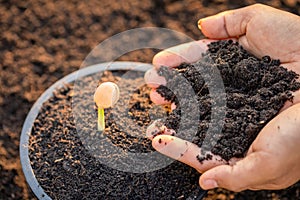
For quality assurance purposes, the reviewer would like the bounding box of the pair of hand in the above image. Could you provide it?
[145,4,300,192]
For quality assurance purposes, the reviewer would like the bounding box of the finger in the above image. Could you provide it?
[149,89,171,105]
[152,135,228,173]
[198,5,256,39]
[236,35,261,59]
[144,68,167,88]
[152,39,215,68]
[281,62,300,78]
[278,62,300,111]
[199,152,272,192]
[280,90,300,111]
[171,102,176,110]
[146,120,176,140]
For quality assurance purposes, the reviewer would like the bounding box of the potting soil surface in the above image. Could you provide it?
[29,70,204,199]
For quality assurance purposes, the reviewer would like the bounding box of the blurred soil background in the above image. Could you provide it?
[1,0,300,199]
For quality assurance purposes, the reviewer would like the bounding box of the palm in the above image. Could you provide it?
[200,4,300,73]
[243,16,300,73]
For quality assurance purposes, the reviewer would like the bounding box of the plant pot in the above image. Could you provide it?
[20,61,207,200]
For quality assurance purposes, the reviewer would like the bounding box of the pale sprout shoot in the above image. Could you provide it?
[94,82,120,131]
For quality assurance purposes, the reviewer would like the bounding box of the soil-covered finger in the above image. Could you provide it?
[152,135,228,173]
[146,119,176,140]
[144,68,167,88]
[149,89,172,105]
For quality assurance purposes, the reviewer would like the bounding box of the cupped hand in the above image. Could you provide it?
[198,103,300,191]
[145,4,300,192]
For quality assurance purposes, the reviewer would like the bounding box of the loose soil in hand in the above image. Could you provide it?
[29,71,205,199]
[2,0,300,199]
[156,40,300,162]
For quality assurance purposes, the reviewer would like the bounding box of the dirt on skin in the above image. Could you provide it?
[1,0,300,199]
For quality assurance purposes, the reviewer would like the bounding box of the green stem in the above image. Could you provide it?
[98,108,105,131]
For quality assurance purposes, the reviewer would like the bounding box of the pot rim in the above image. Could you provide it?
[19,61,152,200]
[20,61,207,200]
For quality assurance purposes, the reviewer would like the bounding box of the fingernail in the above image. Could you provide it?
[197,19,203,30]
[146,119,165,139]
[203,179,218,189]
[144,68,166,88]
[149,89,170,105]
[171,102,176,111]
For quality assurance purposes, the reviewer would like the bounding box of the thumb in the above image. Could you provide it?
[198,4,266,39]
[199,151,272,192]
[198,7,251,39]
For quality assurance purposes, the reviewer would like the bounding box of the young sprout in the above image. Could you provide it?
[94,82,120,131]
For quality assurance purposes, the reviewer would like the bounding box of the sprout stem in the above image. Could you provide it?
[98,108,105,131]
[94,82,119,131]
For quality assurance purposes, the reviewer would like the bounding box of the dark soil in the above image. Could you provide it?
[2,0,300,199]
[29,71,204,199]
[155,40,300,161]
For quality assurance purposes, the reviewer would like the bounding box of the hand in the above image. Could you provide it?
[145,4,300,192]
